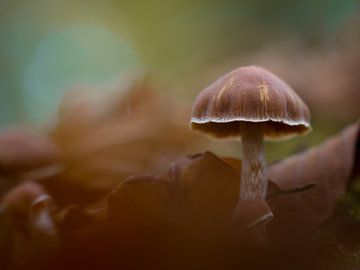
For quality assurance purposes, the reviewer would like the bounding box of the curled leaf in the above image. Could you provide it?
[267,181,316,198]
[0,182,59,269]
[108,152,239,233]
[267,122,360,242]
[29,194,57,237]
[52,122,359,269]
[106,152,242,269]
[1,182,49,227]
[108,122,360,246]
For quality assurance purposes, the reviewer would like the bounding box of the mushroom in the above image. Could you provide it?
[190,66,311,203]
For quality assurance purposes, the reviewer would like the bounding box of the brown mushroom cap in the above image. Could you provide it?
[191,66,311,140]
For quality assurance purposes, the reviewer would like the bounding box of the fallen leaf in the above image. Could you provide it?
[108,152,239,233]
[108,121,360,246]
[45,78,206,207]
[0,181,59,269]
[49,121,359,270]
[267,121,360,243]
[0,129,60,174]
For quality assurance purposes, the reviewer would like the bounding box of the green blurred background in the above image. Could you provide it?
[0,0,359,160]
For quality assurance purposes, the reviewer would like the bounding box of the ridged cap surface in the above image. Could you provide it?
[191,66,311,140]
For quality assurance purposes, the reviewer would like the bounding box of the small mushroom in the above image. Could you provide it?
[190,66,311,203]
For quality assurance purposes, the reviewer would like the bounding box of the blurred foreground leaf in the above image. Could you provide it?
[45,79,205,207]
[52,121,359,270]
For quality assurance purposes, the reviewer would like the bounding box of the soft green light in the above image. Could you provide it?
[23,24,141,124]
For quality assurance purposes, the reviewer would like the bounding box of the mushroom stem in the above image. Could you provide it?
[239,122,267,200]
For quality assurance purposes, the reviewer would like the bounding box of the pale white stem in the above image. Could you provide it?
[239,122,267,200]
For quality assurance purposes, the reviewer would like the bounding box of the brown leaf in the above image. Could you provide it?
[267,181,316,198]
[108,121,359,246]
[0,129,60,174]
[46,79,206,207]
[108,173,172,228]
[0,182,59,269]
[57,204,104,234]
[267,121,360,242]
[1,182,49,227]
[108,152,239,233]
[53,122,359,270]
[105,152,242,269]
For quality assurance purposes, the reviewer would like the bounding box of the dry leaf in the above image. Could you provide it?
[0,182,59,270]
[40,121,359,270]
[107,121,359,246]
[45,79,205,207]
[57,152,242,270]
[108,152,239,233]
[1,103,357,269]
[0,129,60,174]
[267,121,360,243]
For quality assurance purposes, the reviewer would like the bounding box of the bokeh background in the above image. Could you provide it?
[1,0,359,161]
[0,3,360,269]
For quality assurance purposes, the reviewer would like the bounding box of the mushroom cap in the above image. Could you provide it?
[191,66,311,140]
